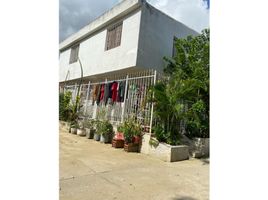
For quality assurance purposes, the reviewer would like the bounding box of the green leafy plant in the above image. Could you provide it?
[68,104,79,125]
[149,138,159,148]
[59,91,72,121]
[122,118,141,143]
[70,121,79,129]
[98,120,113,136]
[95,119,101,135]
[78,120,87,130]
[117,123,124,133]
[84,119,96,129]
[151,29,209,142]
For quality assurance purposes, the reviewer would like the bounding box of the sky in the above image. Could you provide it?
[59,0,209,42]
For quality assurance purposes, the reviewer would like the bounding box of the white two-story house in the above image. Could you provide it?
[59,0,198,84]
[59,0,199,139]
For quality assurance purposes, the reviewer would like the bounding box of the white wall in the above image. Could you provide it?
[136,3,199,71]
[59,0,141,50]
[59,9,141,82]
[59,2,200,82]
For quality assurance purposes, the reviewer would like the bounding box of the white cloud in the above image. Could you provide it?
[147,0,209,32]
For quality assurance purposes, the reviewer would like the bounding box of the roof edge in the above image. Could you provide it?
[59,0,143,51]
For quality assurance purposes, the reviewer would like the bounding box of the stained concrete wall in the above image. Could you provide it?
[59,9,142,82]
[143,137,189,162]
[59,0,142,51]
[136,3,199,71]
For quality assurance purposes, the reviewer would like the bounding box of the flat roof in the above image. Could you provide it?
[59,0,198,51]
[59,0,142,51]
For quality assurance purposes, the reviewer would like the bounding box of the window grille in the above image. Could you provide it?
[69,44,79,64]
[63,69,158,133]
[105,22,123,50]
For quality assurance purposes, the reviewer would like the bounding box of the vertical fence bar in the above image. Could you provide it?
[84,81,91,115]
[121,75,129,122]
[149,70,157,134]
[105,78,108,120]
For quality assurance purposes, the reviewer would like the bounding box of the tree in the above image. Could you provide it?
[152,29,209,142]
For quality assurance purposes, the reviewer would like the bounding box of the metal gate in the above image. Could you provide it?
[62,69,157,133]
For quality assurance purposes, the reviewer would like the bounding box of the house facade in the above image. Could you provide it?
[59,0,198,83]
[59,0,199,140]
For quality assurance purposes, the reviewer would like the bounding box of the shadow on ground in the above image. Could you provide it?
[172,196,197,200]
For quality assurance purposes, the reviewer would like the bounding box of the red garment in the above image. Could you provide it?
[100,84,105,101]
[111,82,118,102]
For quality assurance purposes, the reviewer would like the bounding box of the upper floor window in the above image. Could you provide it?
[69,44,79,64]
[105,22,123,51]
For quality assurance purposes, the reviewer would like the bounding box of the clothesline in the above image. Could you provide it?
[61,70,157,131]
[88,75,155,86]
[64,74,155,88]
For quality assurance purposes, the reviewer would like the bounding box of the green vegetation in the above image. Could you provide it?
[98,120,113,136]
[122,118,142,144]
[117,123,124,133]
[152,29,209,144]
[59,91,72,121]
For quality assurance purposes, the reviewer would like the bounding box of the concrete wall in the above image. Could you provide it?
[144,137,189,162]
[190,138,209,158]
[59,0,142,51]
[136,3,199,71]
[59,1,200,82]
[180,135,210,158]
[59,9,142,82]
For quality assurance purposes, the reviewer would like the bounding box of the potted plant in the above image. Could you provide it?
[85,119,96,139]
[94,120,101,141]
[67,103,79,133]
[99,120,113,143]
[77,120,86,136]
[70,121,79,134]
[112,123,125,148]
[122,118,142,152]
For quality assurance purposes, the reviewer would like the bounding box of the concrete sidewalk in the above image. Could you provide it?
[60,127,209,200]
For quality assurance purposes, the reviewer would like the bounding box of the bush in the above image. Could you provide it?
[151,29,209,141]
[153,125,181,145]
[117,123,124,133]
[59,91,72,121]
[122,118,141,143]
[84,119,96,129]
[97,120,113,136]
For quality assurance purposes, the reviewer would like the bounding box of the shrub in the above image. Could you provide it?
[117,123,124,133]
[98,120,113,136]
[122,118,141,143]
[151,29,209,141]
[59,91,72,121]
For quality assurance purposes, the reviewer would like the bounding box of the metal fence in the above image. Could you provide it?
[62,69,157,133]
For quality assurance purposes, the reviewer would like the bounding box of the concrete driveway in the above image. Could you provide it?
[59,127,209,200]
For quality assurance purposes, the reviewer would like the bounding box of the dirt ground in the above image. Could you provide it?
[59,127,209,200]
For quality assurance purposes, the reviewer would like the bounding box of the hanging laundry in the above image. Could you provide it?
[103,83,110,105]
[92,84,100,105]
[117,81,125,102]
[108,82,113,98]
[96,84,104,105]
[111,81,118,103]
[100,84,105,101]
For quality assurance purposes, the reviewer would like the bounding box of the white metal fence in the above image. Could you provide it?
[61,69,157,133]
